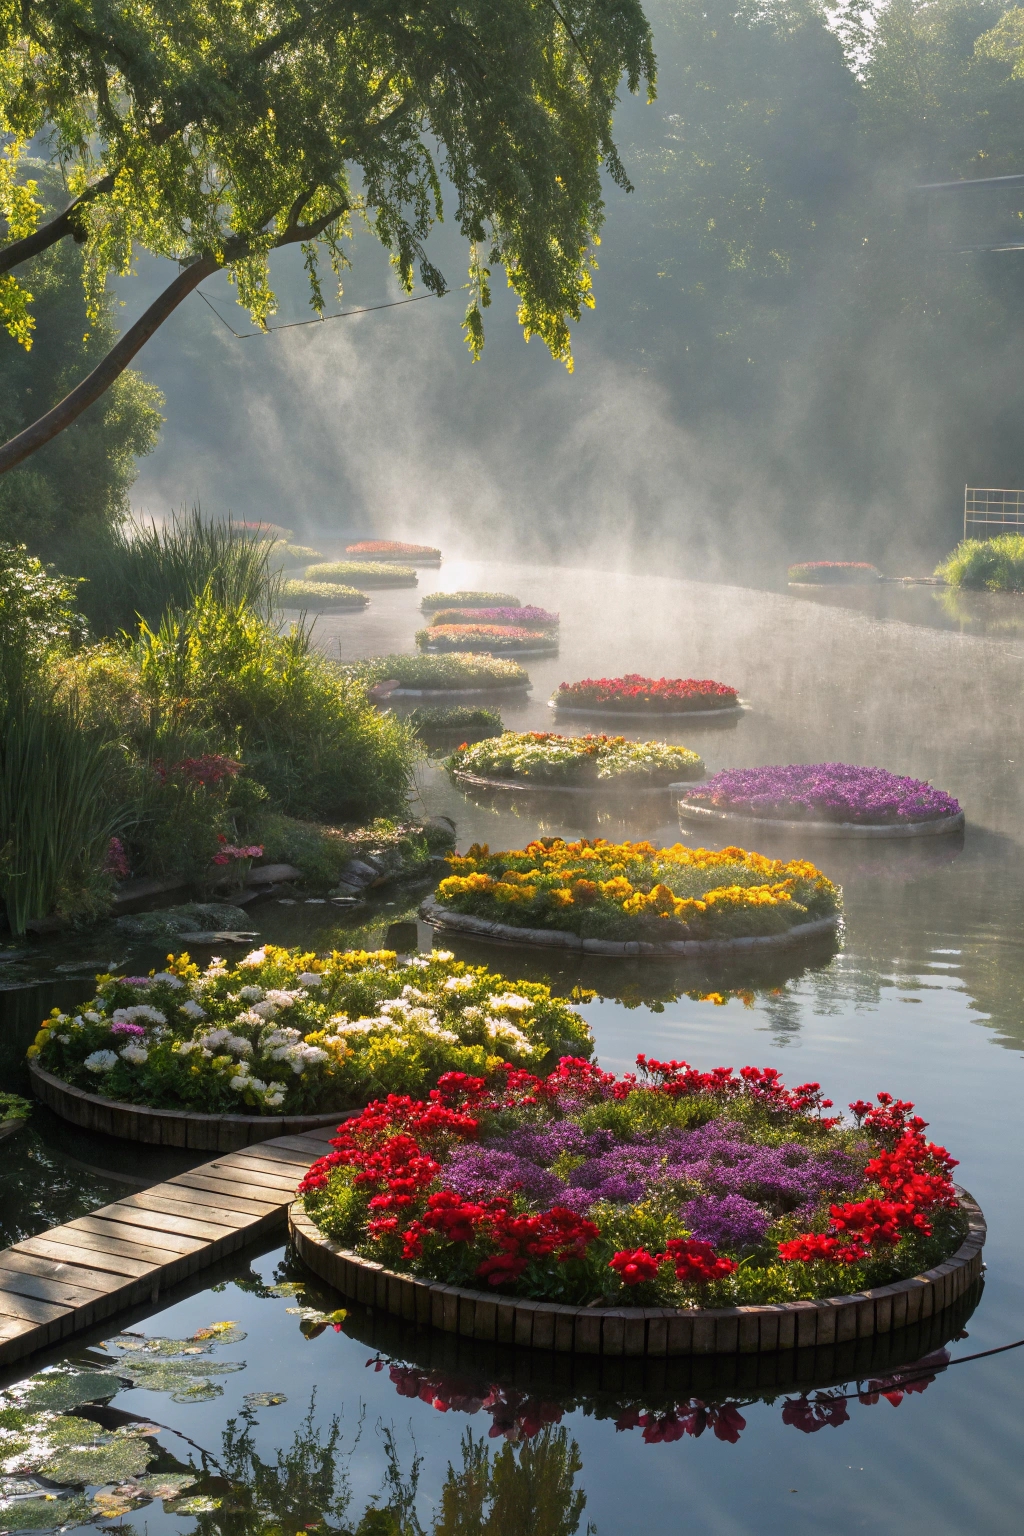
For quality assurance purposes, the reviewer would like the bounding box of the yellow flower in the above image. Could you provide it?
[26,1044,40,1058]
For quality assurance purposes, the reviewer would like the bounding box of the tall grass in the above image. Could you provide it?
[75,507,281,633]
[936,535,1024,592]
[0,690,123,934]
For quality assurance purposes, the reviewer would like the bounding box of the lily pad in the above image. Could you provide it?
[20,1375,118,1414]
[38,1434,152,1487]
[164,1493,222,1515]
[118,1358,244,1400]
[133,1473,197,1500]
[0,1493,92,1531]
[241,1393,286,1409]
[189,1322,246,1345]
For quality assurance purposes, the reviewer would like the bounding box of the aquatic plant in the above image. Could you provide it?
[418,624,556,653]
[449,732,703,787]
[407,705,503,737]
[787,561,881,584]
[300,1057,964,1306]
[276,580,368,609]
[30,948,592,1116]
[360,653,530,690]
[553,675,738,711]
[429,606,559,627]
[936,533,1024,592]
[74,508,282,634]
[433,837,840,941]
[420,590,521,611]
[0,1092,31,1121]
[682,764,960,824]
[305,560,417,587]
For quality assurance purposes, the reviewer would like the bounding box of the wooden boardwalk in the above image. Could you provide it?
[0,1127,334,1368]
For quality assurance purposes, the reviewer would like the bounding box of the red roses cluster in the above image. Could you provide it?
[778,1093,958,1265]
[609,1238,738,1288]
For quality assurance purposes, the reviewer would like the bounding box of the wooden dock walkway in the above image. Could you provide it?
[0,1127,334,1368]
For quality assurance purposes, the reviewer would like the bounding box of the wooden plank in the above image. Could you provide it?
[0,1250,119,1295]
[112,1191,256,1234]
[162,1174,281,1213]
[15,1230,161,1277]
[204,1161,303,1194]
[0,1288,70,1325]
[0,1264,113,1309]
[68,1214,207,1256]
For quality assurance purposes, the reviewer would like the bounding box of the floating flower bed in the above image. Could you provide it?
[27,949,591,1118]
[361,653,530,694]
[553,675,739,715]
[679,765,963,833]
[305,560,417,587]
[429,837,840,943]
[429,605,559,628]
[417,624,557,655]
[421,590,521,612]
[408,705,504,742]
[345,540,442,563]
[787,562,882,584]
[449,732,703,790]
[276,580,368,609]
[299,1057,968,1310]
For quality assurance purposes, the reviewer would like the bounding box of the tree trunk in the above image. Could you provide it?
[0,176,117,276]
[0,255,218,475]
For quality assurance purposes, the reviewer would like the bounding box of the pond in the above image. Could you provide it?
[2,561,1024,1533]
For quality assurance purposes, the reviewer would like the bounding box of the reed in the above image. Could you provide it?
[936,534,1024,592]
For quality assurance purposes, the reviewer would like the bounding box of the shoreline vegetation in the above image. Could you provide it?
[936,534,1024,593]
[0,516,421,936]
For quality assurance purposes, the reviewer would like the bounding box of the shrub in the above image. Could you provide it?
[306,561,417,587]
[0,542,83,699]
[421,590,520,611]
[449,732,704,786]
[434,838,841,941]
[359,654,529,690]
[417,624,557,653]
[936,534,1024,592]
[408,706,503,736]
[276,580,368,609]
[31,947,592,1115]
[133,598,415,822]
[73,509,281,634]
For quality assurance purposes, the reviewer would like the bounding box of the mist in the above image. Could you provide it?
[121,0,1024,581]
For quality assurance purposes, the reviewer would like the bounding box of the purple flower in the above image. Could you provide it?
[110,1021,147,1037]
[685,764,959,824]
[680,1194,771,1250]
[444,1146,565,1206]
[119,976,152,987]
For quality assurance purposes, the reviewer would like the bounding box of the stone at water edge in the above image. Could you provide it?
[247,863,304,887]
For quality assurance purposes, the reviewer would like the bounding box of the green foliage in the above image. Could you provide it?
[359,654,529,690]
[0,1,654,370]
[0,687,123,933]
[408,706,504,740]
[277,580,369,610]
[434,1429,587,1536]
[420,591,521,612]
[306,562,417,588]
[0,167,162,550]
[132,597,415,822]
[449,731,704,786]
[73,508,281,635]
[0,1090,30,1120]
[936,533,1024,591]
[0,541,83,698]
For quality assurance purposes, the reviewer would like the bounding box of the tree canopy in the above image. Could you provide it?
[0,0,655,472]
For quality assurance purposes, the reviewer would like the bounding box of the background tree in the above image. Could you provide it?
[0,0,655,474]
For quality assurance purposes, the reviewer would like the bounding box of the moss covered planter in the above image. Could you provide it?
[374,684,531,701]
[420,895,841,956]
[676,800,966,840]
[550,701,746,721]
[29,1060,353,1151]
[289,1190,985,1356]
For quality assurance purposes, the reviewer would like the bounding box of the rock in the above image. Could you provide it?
[176,930,259,944]
[110,876,188,911]
[25,914,71,934]
[424,816,457,846]
[341,859,380,883]
[115,903,250,937]
[247,863,303,887]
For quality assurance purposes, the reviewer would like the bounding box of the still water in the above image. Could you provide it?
[3,562,1024,1533]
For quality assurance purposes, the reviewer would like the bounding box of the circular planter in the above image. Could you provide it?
[289,1188,985,1356]
[550,700,746,721]
[452,769,693,799]
[675,799,966,841]
[371,683,530,701]
[419,894,841,957]
[421,645,558,658]
[28,1060,359,1153]
[0,1118,26,1144]
[346,553,442,567]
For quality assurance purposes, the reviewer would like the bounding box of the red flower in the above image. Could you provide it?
[609,1248,660,1285]
[660,1238,738,1284]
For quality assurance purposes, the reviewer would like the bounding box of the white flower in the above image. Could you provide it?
[180,1000,206,1020]
[248,1077,268,1093]
[297,972,322,986]
[120,1043,149,1065]
[461,1006,482,1022]
[443,975,476,992]
[231,1011,265,1029]
[204,958,229,977]
[265,1091,285,1107]
[84,1050,118,1073]
[239,949,267,968]
[83,1011,103,1024]
[378,998,411,1017]
[153,972,184,989]
[432,950,454,963]
[266,989,301,1007]
[487,992,532,1013]
[269,1042,328,1074]
[229,1075,250,1091]
[201,1027,253,1056]
[112,1004,166,1026]
[176,1040,200,1055]
[55,1033,71,1044]
[407,957,430,970]
[251,1000,279,1020]
[238,985,265,1002]
[417,1021,460,1044]
[262,1028,302,1049]
[486,1019,535,1052]
[400,984,429,1003]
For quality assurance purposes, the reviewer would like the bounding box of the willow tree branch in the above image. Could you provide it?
[0,174,116,274]
[0,204,346,476]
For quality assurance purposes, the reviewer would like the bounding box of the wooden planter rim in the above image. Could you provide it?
[289,1187,985,1356]
[549,700,747,721]
[420,895,841,957]
[675,800,966,841]
[452,769,699,798]
[28,1059,358,1152]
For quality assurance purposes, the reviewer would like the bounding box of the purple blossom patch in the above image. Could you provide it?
[684,764,960,825]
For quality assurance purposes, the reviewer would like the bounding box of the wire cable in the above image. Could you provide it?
[194,287,443,338]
